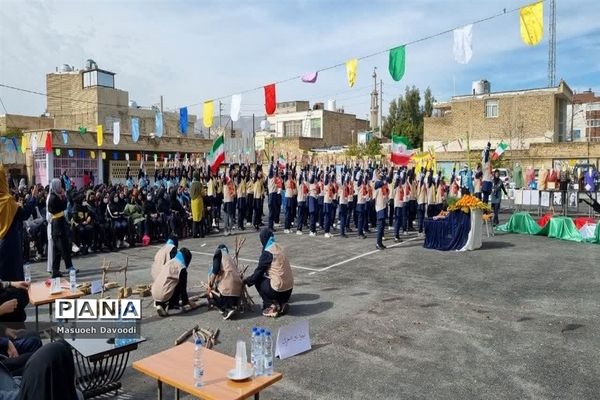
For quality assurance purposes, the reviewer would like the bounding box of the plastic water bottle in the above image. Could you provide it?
[263,330,273,376]
[193,337,204,387]
[251,328,263,377]
[23,264,31,284]
[69,269,77,293]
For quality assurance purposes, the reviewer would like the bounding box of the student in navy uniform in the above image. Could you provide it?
[393,169,406,241]
[373,168,392,250]
[283,166,296,234]
[322,170,334,238]
[307,167,319,236]
[338,173,351,238]
[356,171,368,239]
[295,169,308,235]
[244,229,293,317]
[267,159,278,231]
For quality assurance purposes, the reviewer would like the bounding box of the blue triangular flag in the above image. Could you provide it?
[131,117,140,142]
[68,149,74,157]
[179,107,188,135]
[155,112,163,138]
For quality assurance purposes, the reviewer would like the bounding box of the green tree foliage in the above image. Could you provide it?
[382,86,435,150]
[344,138,382,158]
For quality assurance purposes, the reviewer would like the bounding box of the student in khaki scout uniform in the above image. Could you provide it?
[207,244,243,320]
[151,237,178,281]
[151,247,196,317]
[244,229,293,317]
[426,170,438,218]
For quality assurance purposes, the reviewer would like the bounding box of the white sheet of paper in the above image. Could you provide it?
[514,189,523,205]
[522,190,531,206]
[540,191,550,207]
[50,278,62,294]
[91,280,103,294]
[275,319,311,360]
[530,190,540,206]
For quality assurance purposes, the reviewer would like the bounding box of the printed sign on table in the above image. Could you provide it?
[530,190,540,206]
[522,190,531,206]
[540,191,550,207]
[514,189,523,205]
[275,319,311,360]
[91,280,103,295]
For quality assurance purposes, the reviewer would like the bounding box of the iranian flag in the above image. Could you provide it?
[277,153,286,170]
[492,141,508,160]
[208,134,225,173]
[391,134,414,166]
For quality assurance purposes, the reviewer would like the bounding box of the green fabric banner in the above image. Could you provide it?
[496,212,541,235]
[497,212,591,243]
[388,45,406,82]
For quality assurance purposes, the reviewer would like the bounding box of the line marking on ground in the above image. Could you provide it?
[308,236,422,275]
[186,250,320,272]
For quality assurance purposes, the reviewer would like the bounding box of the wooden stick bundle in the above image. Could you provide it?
[234,237,254,312]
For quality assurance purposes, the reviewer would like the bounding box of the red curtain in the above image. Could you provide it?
[264,83,276,115]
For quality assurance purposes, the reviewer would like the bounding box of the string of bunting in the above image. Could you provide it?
[0,1,544,149]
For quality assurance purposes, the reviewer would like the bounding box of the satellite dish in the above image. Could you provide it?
[260,120,270,131]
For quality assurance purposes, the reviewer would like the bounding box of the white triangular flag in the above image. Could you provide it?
[230,94,242,122]
[453,24,473,64]
[31,133,38,152]
[113,121,121,144]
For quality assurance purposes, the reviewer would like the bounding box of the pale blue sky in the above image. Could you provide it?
[1,0,599,121]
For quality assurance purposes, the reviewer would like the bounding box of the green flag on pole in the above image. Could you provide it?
[388,45,406,82]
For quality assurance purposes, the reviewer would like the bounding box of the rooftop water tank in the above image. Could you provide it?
[85,59,98,70]
[129,100,139,108]
[59,64,73,72]
[326,99,336,112]
[472,80,491,95]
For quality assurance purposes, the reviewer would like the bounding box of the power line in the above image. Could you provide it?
[0,0,542,115]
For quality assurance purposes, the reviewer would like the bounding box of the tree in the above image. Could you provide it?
[381,86,434,150]
[364,137,382,157]
[424,87,435,117]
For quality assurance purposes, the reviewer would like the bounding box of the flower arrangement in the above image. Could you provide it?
[447,195,491,213]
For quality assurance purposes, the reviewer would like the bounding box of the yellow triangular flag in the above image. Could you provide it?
[21,135,29,154]
[520,2,543,46]
[96,125,103,146]
[346,58,358,88]
[90,150,96,159]
[102,151,106,160]
[203,100,214,128]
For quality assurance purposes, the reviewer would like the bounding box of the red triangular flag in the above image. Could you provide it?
[44,131,52,154]
[264,83,276,115]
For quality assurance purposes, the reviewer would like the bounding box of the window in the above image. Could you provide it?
[485,100,498,118]
[283,120,302,137]
[310,118,321,138]
[572,129,581,140]
[588,119,600,127]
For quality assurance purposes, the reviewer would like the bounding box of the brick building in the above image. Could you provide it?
[567,89,600,142]
[16,62,211,186]
[264,100,369,147]
[422,80,600,172]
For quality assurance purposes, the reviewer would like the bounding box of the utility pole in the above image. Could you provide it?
[548,0,556,87]
[219,101,223,127]
[160,95,164,136]
[379,79,383,136]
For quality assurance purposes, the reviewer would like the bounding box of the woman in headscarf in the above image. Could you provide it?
[0,340,80,399]
[47,178,76,278]
[207,244,242,320]
[0,165,36,282]
[189,172,205,238]
[244,229,293,318]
